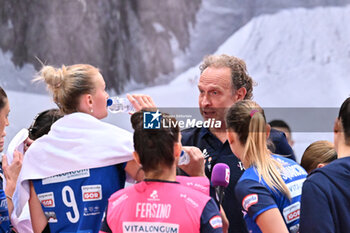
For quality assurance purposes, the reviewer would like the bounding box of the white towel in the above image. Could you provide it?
[5,128,28,164]
[14,112,134,217]
[5,128,33,233]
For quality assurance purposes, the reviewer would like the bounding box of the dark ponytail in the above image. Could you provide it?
[338,97,350,145]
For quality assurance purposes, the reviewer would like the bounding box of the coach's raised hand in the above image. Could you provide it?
[126,94,157,112]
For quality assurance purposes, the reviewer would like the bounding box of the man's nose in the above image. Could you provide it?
[201,94,211,106]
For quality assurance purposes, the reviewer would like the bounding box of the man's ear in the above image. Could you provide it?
[132,151,141,165]
[233,87,247,102]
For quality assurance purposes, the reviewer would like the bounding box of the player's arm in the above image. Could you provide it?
[235,179,285,232]
[256,208,288,233]
[29,181,48,233]
[125,159,144,181]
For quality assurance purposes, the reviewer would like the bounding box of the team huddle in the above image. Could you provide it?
[0,54,349,233]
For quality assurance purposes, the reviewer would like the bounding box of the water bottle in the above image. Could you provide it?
[178,150,190,165]
[107,97,134,113]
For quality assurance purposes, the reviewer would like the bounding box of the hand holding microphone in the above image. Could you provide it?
[211,163,230,205]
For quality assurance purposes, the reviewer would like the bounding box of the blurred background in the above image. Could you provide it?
[1,0,350,161]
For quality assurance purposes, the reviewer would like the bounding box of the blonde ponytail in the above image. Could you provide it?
[245,112,291,199]
[226,100,291,199]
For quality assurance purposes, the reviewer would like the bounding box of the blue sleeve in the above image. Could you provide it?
[269,129,296,161]
[300,179,334,233]
[235,179,277,221]
[200,198,223,233]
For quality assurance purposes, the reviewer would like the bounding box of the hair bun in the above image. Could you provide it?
[40,65,65,89]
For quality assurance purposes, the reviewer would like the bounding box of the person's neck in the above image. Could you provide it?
[144,165,177,182]
[336,143,350,159]
[210,126,228,143]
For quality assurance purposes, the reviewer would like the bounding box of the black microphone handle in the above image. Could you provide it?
[216,186,225,206]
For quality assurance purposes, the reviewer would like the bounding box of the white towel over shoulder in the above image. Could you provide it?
[14,112,134,217]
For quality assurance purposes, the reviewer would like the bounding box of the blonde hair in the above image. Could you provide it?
[199,54,254,100]
[33,64,100,114]
[226,100,291,199]
[301,140,337,173]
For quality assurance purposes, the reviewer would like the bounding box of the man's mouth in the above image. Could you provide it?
[202,110,216,118]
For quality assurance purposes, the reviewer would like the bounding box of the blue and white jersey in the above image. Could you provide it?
[235,155,307,233]
[0,165,11,232]
[0,190,11,233]
[33,164,125,233]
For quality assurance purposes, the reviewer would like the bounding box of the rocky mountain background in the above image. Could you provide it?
[1,0,350,93]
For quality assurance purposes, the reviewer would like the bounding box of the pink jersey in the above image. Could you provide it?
[104,181,212,233]
[176,175,210,195]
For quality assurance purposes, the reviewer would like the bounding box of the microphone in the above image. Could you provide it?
[211,163,230,206]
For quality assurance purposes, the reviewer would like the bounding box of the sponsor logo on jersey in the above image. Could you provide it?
[181,181,208,193]
[0,199,8,208]
[42,169,90,185]
[44,211,58,223]
[147,190,160,201]
[209,215,223,229]
[112,194,128,208]
[275,157,289,166]
[237,161,245,171]
[136,203,172,219]
[287,178,306,198]
[180,194,199,208]
[281,165,307,180]
[202,148,209,159]
[38,192,55,208]
[83,205,101,216]
[0,215,10,223]
[82,185,102,202]
[123,221,179,233]
[242,194,258,211]
[289,224,300,233]
[283,202,300,224]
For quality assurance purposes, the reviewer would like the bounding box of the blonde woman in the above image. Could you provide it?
[300,140,337,173]
[15,64,148,233]
[225,100,307,233]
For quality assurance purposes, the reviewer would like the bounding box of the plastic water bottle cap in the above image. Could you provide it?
[107,98,113,107]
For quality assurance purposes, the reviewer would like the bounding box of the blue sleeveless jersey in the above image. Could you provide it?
[33,164,125,233]
[235,155,307,233]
